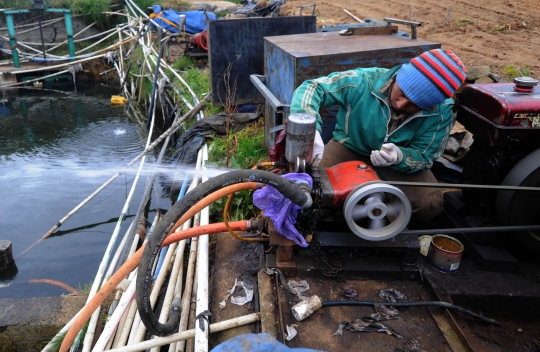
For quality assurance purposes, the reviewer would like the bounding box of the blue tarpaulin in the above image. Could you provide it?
[151,5,217,34]
[178,11,217,33]
[151,5,181,33]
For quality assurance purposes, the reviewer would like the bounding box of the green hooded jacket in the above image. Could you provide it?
[290,65,456,174]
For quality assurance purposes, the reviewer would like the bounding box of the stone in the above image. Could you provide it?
[0,240,13,271]
[475,76,495,84]
[489,73,502,82]
[466,66,491,81]
[0,295,86,352]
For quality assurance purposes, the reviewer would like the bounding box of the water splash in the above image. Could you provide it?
[113,128,126,136]
[0,161,235,184]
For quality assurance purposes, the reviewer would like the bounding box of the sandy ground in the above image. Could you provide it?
[280,0,540,76]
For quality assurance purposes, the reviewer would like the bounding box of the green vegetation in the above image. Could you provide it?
[503,65,534,78]
[208,119,267,221]
[76,282,92,296]
[209,119,267,169]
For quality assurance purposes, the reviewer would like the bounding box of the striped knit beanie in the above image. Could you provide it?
[396,49,467,110]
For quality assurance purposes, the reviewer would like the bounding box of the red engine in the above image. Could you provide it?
[455,77,540,250]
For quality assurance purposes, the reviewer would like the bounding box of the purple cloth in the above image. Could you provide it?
[253,173,313,247]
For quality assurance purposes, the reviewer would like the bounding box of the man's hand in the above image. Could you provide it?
[370,143,403,167]
[309,130,324,166]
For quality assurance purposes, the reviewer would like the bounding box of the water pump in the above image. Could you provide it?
[284,114,412,241]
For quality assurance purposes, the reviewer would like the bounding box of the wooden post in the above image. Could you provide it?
[446,6,453,23]
[0,240,14,271]
[409,6,414,21]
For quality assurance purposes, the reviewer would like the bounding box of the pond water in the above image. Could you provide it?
[0,87,169,298]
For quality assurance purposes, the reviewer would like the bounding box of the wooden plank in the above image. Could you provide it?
[257,270,279,338]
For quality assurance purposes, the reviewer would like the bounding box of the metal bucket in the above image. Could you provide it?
[427,235,464,273]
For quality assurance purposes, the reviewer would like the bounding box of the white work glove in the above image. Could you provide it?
[370,143,403,167]
[309,130,324,167]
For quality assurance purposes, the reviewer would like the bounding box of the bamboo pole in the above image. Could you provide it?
[342,8,363,23]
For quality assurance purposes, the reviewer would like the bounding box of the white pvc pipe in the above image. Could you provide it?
[92,273,138,352]
[171,150,204,352]
[128,213,162,345]
[113,298,138,348]
[107,222,134,275]
[184,254,199,352]
[0,69,69,88]
[0,53,106,76]
[76,24,131,54]
[108,314,261,352]
[149,240,186,352]
[81,84,158,352]
[194,145,210,352]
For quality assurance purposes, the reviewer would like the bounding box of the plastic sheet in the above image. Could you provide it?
[253,173,313,247]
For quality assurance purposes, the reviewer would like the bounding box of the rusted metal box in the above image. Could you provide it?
[456,83,540,150]
[262,32,440,147]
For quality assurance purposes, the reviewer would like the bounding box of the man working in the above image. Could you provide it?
[290,49,467,222]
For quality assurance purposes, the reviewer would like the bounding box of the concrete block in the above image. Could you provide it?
[0,240,13,271]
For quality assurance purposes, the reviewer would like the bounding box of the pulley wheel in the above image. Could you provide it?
[496,148,540,252]
[343,182,411,241]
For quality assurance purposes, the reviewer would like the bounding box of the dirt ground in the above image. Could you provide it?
[280,0,540,77]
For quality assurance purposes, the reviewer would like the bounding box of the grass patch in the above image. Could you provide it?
[171,66,222,116]
[209,118,267,169]
[208,118,267,221]
[503,65,534,78]
[76,282,92,296]
[454,18,474,27]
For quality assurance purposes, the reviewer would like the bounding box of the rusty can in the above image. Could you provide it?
[427,235,464,273]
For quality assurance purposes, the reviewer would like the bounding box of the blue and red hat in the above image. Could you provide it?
[396,49,467,110]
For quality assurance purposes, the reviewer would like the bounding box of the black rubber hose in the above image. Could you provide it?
[136,169,311,336]
[146,38,167,129]
[321,300,501,326]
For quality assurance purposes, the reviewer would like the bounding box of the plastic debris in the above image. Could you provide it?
[110,95,127,105]
[333,322,349,336]
[287,280,310,300]
[343,287,357,298]
[253,173,313,247]
[367,303,400,322]
[285,324,299,341]
[347,320,403,340]
[379,288,406,302]
[219,278,237,309]
[219,278,254,309]
[231,281,254,306]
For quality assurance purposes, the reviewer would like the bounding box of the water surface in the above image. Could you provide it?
[0,88,166,298]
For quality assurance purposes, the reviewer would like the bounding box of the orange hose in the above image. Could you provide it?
[168,182,260,234]
[163,220,249,246]
[60,182,261,351]
[251,161,276,170]
[28,279,78,294]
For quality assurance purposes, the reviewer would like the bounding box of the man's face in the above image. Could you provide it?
[390,82,422,114]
